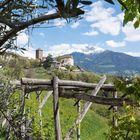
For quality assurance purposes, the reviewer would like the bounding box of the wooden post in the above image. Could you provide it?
[37,92,42,128]
[53,76,62,140]
[77,101,81,140]
[112,91,118,127]
[38,91,53,128]
[21,87,26,140]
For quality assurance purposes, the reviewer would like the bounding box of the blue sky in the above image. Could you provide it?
[17,1,140,58]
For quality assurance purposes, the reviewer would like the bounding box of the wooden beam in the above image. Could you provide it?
[53,77,62,140]
[21,78,115,91]
[77,101,81,140]
[38,91,53,128]
[112,92,118,127]
[59,91,137,106]
[39,91,53,109]
[21,78,52,85]
[77,75,106,123]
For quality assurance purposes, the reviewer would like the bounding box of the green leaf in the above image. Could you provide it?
[104,0,115,5]
[80,0,92,5]
[134,20,139,28]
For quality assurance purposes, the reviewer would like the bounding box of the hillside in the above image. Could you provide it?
[71,51,140,75]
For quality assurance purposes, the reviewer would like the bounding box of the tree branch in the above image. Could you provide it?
[0,18,15,28]
[0,0,13,8]
[0,13,60,49]
[0,8,84,49]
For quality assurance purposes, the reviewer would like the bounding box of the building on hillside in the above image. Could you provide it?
[36,48,43,60]
[58,55,74,66]
[50,55,74,70]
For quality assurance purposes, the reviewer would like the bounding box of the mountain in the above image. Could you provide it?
[71,50,140,75]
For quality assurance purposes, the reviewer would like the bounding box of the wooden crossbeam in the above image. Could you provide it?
[59,91,137,106]
[21,78,115,91]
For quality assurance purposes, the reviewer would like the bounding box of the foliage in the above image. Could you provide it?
[52,70,100,82]
[43,54,53,69]
[122,0,140,28]
[29,59,41,68]
[107,106,140,140]
[2,59,24,79]
[106,76,140,140]
[114,76,140,100]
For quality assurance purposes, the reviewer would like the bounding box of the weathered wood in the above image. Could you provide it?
[58,79,114,90]
[77,75,106,124]
[112,92,118,127]
[21,78,52,85]
[39,91,53,109]
[21,78,115,91]
[77,101,81,140]
[21,87,26,139]
[64,75,107,140]
[59,91,137,106]
[25,85,52,93]
[37,91,42,128]
[53,77,62,140]
[108,94,127,110]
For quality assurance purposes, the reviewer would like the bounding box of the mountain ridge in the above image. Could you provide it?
[70,50,140,75]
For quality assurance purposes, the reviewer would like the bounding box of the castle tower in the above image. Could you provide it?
[36,48,43,60]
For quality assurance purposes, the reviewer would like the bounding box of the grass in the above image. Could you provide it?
[81,110,109,140]
[25,92,109,139]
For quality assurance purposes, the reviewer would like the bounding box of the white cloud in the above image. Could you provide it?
[106,40,126,48]
[85,1,115,22]
[125,52,140,57]
[84,1,121,36]
[15,32,36,59]
[83,30,98,36]
[91,17,121,35]
[16,32,29,46]
[122,22,140,42]
[45,43,105,56]
[39,32,45,37]
[53,19,66,27]
[17,46,35,59]
[71,22,80,29]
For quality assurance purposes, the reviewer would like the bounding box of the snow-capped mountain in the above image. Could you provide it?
[71,50,140,75]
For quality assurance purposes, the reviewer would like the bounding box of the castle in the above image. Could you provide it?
[35,49,74,68]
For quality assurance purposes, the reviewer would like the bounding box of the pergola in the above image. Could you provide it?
[21,75,137,140]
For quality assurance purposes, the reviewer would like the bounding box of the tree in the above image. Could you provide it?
[0,0,140,53]
[43,54,53,69]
